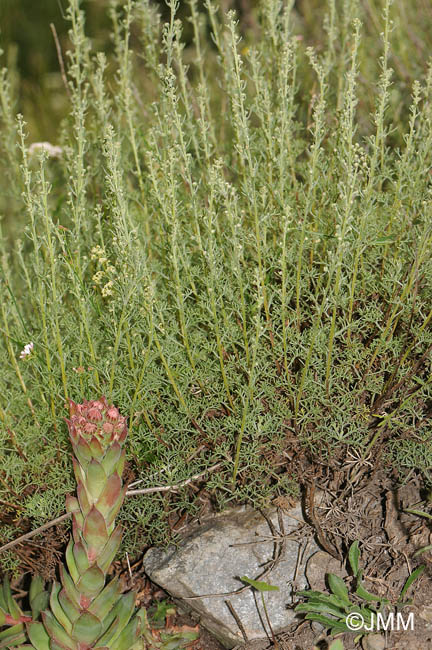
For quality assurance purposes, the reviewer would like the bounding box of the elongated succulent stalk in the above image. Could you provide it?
[27,396,147,650]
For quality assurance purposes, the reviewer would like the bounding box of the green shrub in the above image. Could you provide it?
[0,0,431,565]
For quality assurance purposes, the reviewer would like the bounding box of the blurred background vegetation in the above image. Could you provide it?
[2,0,432,141]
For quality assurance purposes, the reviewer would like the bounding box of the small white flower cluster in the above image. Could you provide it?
[19,342,34,359]
[28,142,63,158]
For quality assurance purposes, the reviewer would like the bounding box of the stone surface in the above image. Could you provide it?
[143,504,320,648]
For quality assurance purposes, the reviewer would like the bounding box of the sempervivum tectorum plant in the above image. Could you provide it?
[26,396,147,650]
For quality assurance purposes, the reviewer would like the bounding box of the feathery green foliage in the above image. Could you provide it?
[0,0,431,564]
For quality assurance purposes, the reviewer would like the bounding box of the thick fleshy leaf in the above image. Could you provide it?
[96,474,122,519]
[77,481,91,518]
[77,565,105,599]
[72,611,102,645]
[100,443,122,476]
[30,590,49,622]
[97,525,123,574]
[49,582,73,636]
[71,514,84,542]
[95,592,135,646]
[72,436,92,466]
[110,616,140,650]
[0,622,26,645]
[65,495,79,515]
[59,566,80,609]
[65,540,79,584]
[86,459,107,501]
[88,436,104,457]
[58,589,80,625]
[2,576,21,619]
[83,507,109,559]
[29,576,49,620]
[26,621,50,650]
[117,451,126,477]
[88,577,121,621]
[41,611,75,649]
[105,484,127,529]
[72,457,85,487]
[72,540,90,576]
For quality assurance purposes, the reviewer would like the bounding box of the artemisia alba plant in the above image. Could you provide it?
[0,397,196,649]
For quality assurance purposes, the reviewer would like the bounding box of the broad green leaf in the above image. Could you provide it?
[348,541,360,576]
[304,613,347,631]
[327,574,350,606]
[240,576,279,591]
[295,601,345,617]
[355,582,383,603]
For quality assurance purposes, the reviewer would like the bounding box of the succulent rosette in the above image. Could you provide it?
[26,397,147,650]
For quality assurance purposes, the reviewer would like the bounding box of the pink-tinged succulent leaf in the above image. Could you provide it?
[71,514,84,543]
[59,565,81,610]
[72,457,86,488]
[77,481,91,517]
[105,484,127,529]
[64,418,78,443]
[68,399,81,417]
[87,577,121,621]
[50,581,73,636]
[97,525,123,575]
[58,588,80,624]
[83,507,109,559]
[76,565,105,599]
[95,474,123,519]
[116,423,128,444]
[100,443,122,476]
[88,435,104,457]
[72,436,93,466]
[86,459,107,502]
[42,610,75,649]
[65,495,80,515]
[65,539,79,584]
[72,540,90,576]
[72,611,103,646]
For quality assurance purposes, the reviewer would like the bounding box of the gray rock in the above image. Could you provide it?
[143,504,320,648]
